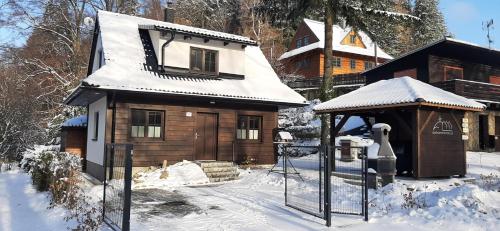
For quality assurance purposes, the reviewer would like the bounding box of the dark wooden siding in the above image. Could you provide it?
[289,22,319,50]
[417,108,466,177]
[428,55,500,83]
[108,101,278,167]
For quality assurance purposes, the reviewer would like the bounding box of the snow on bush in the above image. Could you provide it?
[279,99,321,139]
[369,179,500,229]
[134,160,210,189]
[21,145,102,230]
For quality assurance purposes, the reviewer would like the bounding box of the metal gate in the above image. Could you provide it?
[284,144,368,226]
[331,146,368,220]
[103,144,133,231]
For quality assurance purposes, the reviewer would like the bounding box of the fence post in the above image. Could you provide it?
[102,144,108,220]
[284,145,288,206]
[363,147,368,222]
[324,145,332,227]
[122,144,133,231]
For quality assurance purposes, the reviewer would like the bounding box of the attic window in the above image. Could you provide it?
[190,47,218,74]
[303,36,310,46]
[350,34,357,44]
[296,39,302,48]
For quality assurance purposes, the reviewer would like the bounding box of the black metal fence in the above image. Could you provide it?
[332,146,368,219]
[103,144,133,231]
[283,145,368,227]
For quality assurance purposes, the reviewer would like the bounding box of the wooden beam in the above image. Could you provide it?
[413,109,420,179]
[388,111,413,137]
[418,110,435,135]
[331,115,350,138]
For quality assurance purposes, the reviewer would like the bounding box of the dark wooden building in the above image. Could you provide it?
[64,11,306,181]
[364,38,500,151]
[314,77,485,178]
[60,115,87,169]
[278,18,393,99]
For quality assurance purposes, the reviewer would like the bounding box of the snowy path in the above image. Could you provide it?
[0,170,73,231]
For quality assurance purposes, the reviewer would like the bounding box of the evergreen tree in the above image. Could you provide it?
[412,0,448,48]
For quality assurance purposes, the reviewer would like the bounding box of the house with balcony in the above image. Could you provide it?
[278,18,393,99]
[64,9,306,181]
[363,37,500,151]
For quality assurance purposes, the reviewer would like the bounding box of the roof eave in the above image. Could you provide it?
[314,102,484,114]
[139,24,258,46]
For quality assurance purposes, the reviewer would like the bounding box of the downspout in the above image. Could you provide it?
[111,91,116,144]
[160,30,176,73]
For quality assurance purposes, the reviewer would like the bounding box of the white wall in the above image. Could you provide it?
[150,30,245,76]
[90,32,104,74]
[86,96,107,165]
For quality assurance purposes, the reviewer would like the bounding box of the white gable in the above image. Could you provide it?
[78,11,306,105]
[279,19,393,60]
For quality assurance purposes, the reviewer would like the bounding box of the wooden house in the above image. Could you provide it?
[314,77,485,178]
[363,38,500,151]
[278,19,393,99]
[60,115,87,170]
[64,10,306,181]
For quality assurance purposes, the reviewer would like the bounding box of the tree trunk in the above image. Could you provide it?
[320,0,334,146]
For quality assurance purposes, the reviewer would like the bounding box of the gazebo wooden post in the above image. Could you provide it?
[329,113,336,171]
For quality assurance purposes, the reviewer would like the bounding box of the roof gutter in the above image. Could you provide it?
[160,30,176,73]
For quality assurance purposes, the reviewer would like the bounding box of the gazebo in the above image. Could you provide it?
[314,77,485,178]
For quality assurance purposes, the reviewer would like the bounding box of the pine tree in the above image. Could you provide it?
[412,0,448,48]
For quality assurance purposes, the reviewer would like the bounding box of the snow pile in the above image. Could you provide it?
[369,179,499,230]
[133,160,210,189]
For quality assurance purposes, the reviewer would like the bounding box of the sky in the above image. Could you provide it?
[0,1,499,50]
[439,0,500,49]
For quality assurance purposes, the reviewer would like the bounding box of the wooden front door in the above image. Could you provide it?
[195,113,218,160]
[495,117,500,151]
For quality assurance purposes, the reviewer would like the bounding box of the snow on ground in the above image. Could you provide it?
[1,152,499,231]
[124,151,499,231]
[133,160,210,189]
[0,168,76,231]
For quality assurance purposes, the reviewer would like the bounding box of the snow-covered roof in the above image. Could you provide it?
[314,77,486,112]
[68,11,306,106]
[62,115,87,128]
[279,19,393,60]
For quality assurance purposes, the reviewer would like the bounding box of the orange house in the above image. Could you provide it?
[279,19,393,98]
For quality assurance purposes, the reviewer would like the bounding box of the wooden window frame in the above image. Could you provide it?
[364,61,374,70]
[350,59,356,70]
[189,47,219,75]
[350,34,357,44]
[296,38,302,48]
[443,65,463,80]
[236,115,263,142]
[303,36,310,46]
[490,75,500,85]
[332,57,341,67]
[92,111,99,141]
[129,109,165,141]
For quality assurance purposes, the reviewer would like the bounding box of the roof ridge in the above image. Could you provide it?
[98,10,255,42]
[400,77,425,101]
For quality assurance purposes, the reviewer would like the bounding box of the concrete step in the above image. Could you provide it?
[332,171,362,181]
[197,161,239,183]
[198,161,235,168]
[205,171,239,178]
[202,166,238,173]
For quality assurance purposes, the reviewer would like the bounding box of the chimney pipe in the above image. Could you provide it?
[164,2,175,23]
